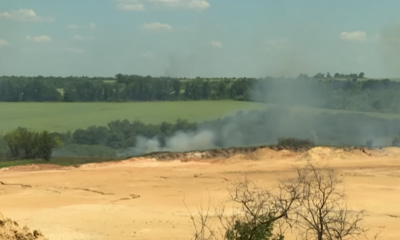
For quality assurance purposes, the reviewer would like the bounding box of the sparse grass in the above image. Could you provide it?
[0,159,37,168]
[1,101,400,133]
[0,156,121,169]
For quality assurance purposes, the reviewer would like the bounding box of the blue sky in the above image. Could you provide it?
[1,0,400,78]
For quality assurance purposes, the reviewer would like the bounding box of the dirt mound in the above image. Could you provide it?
[0,213,47,240]
[296,147,371,163]
[2,164,72,172]
[78,157,211,169]
[379,147,400,157]
[251,148,300,160]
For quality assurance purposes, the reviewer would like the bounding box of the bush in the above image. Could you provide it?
[189,164,382,240]
[3,128,62,161]
[188,178,292,240]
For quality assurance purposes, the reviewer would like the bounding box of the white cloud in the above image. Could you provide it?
[116,3,145,11]
[113,0,209,11]
[188,0,210,10]
[0,39,10,46]
[66,48,85,53]
[340,31,367,42]
[142,51,155,59]
[26,35,52,43]
[0,9,52,22]
[67,23,97,29]
[210,40,222,48]
[143,22,173,32]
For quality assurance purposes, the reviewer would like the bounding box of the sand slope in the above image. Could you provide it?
[0,147,399,240]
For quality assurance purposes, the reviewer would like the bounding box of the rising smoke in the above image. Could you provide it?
[126,79,400,156]
[132,130,216,154]
[123,19,400,156]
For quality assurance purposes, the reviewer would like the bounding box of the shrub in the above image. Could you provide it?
[189,164,382,240]
[3,128,62,161]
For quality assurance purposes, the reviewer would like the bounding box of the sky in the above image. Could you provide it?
[1,0,400,78]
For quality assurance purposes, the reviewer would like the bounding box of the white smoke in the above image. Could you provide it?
[129,129,216,155]
[166,130,215,152]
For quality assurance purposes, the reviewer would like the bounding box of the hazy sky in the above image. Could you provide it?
[1,0,400,78]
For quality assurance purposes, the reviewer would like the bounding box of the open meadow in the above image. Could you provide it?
[2,101,400,133]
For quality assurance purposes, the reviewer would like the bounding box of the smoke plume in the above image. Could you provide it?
[127,94,400,157]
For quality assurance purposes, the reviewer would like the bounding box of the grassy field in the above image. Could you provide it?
[1,100,400,133]
[0,101,266,132]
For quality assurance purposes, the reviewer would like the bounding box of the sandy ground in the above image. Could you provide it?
[0,147,400,240]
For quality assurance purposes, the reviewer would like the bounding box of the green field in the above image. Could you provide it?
[1,101,400,133]
[0,101,266,132]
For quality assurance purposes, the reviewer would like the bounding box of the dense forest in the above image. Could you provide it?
[1,73,400,113]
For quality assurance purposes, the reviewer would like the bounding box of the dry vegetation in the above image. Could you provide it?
[188,164,382,240]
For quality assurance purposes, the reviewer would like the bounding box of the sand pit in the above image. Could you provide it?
[0,147,399,240]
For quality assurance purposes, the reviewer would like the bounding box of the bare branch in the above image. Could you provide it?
[187,163,383,240]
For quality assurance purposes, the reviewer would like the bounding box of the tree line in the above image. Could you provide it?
[2,74,400,113]
[311,72,365,79]
[0,75,253,102]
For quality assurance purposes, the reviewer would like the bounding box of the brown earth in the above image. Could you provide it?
[0,146,399,240]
